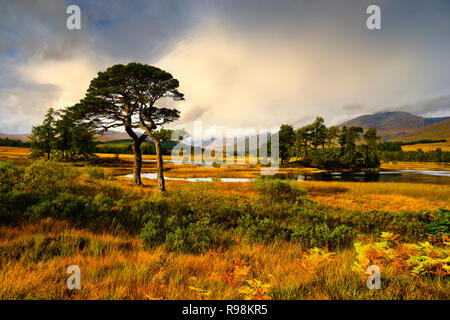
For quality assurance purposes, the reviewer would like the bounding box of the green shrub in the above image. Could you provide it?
[238,214,291,243]
[138,202,167,248]
[342,209,432,241]
[252,178,307,202]
[291,203,342,227]
[92,193,115,211]
[169,182,240,225]
[131,197,169,223]
[1,161,438,255]
[0,191,38,224]
[0,160,24,192]
[140,220,166,248]
[138,186,235,253]
[22,160,80,194]
[291,203,433,242]
[84,166,108,180]
[165,223,222,254]
[291,223,355,249]
[26,193,89,223]
[426,208,450,237]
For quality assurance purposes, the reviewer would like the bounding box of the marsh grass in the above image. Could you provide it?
[0,148,449,300]
[0,223,448,300]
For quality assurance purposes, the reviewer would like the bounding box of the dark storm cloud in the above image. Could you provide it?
[0,0,203,63]
[8,0,450,64]
[1,0,450,133]
[69,0,206,62]
[393,95,450,117]
[0,0,87,61]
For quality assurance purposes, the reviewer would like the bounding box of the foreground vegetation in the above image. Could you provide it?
[0,157,448,299]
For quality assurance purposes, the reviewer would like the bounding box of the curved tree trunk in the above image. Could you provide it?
[132,140,143,186]
[154,137,165,192]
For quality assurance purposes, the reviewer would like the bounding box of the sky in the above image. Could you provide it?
[1,0,450,135]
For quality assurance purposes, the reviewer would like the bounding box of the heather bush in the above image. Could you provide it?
[22,160,80,194]
[291,223,355,250]
[164,223,223,253]
[0,191,38,224]
[238,214,292,243]
[0,160,24,192]
[426,208,450,237]
[84,166,108,180]
[252,178,307,202]
[0,161,445,256]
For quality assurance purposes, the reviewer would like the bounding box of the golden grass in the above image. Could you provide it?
[1,146,449,300]
[0,146,30,158]
[0,146,33,166]
[1,146,449,212]
[401,141,450,152]
[96,152,173,161]
[303,181,450,211]
[102,176,450,212]
[0,220,448,300]
[380,161,450,171]
[117,175,450,211]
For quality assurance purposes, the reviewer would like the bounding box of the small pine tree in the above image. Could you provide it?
[29,108,56,160]
[363,128,381,169]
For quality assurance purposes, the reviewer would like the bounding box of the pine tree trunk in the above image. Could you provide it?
[132,140,143,186]
[154,138,165,192]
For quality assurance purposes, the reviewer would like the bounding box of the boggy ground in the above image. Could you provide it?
[0,147,449,299]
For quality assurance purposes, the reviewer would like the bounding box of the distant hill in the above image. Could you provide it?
[340,111,450,140]
[0,130,131,143]
[96,139,180,148]
[95,130,131,142]
[0,133,30,142]
[392,118,450,143]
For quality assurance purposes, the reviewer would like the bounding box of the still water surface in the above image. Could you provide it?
[125,170,450,185]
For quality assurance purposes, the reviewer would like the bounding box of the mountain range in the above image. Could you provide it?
[0,132,30,142]
[1,111,449,143]
[339,111,450,141]
[391,118,450,143]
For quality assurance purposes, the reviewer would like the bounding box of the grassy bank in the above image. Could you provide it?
[0,156,448,300]
[1,219,448,300]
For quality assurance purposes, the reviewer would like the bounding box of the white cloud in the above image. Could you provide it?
[0,52,115,133]
[156,21,428,133]
[2,1,450,135]
[16,57,101,109]
[0,85,60,133]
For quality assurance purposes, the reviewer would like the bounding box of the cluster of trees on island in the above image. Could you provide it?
[380,146,450,163]
[278,118,382,170]
[0,138,31,148]
[277,119,450,169]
